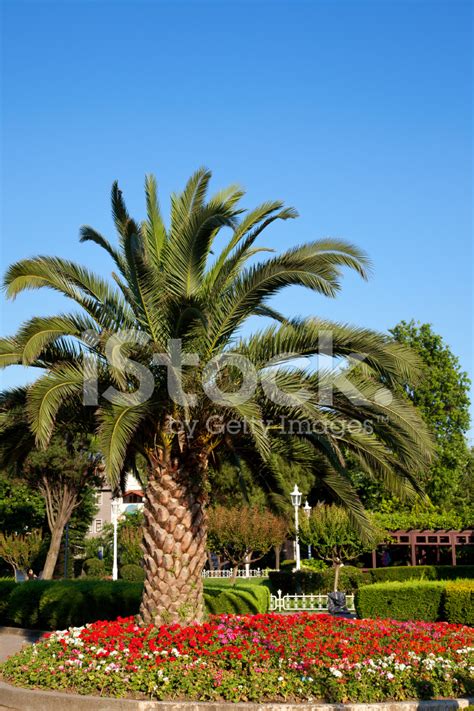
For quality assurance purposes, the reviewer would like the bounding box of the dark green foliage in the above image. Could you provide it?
[443,580,474,625]
[82,558,107,579]
[0,579,269,629]
[0,578,16,618]
[2,581,142,629]
[6,580,55,627]
[0,472,45,534]
[355,581,445,621]
[120,564,145,582]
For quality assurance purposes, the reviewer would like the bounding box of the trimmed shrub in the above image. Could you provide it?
[2,581,142,629]
[355,580,445,622]
[0,578,16,620]
[120,564,145,582]
[369,566,437,583]
[204,584,269,615]
[83,558,107,579]
[369,565,474,584]
[0,579,269,629]
[6,581,52,628]
[443,580,474,625]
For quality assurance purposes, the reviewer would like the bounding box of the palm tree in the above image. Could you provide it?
[0,168,432,624]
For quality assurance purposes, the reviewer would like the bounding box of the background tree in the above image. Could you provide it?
[0,529,43,577]
[0,169,434,624]
[299,504,386,591]
[389,321,471,509]
[208,505,288,582]
[0,471,45,534]
[22,437,101,579]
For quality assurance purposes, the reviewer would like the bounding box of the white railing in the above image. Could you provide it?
[202,568,272,578]
[270,589,355,613]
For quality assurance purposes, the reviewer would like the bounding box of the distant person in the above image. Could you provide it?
[418,549,427,565]
[381,548,391,567]
[27,569,37,580]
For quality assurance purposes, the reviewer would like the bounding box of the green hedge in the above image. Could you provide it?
[0,579,16,620]
[0,579,269,630]
[3,581,142,629]
[368,565,474,583]
[204,583,269,615]
[355,581,445,621]
[270,564,474,595]
[356,579,474,624]
[443,580,474,625]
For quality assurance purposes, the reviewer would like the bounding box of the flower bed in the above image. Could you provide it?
[1,614,473,703]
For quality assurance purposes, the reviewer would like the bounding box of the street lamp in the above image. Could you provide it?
[290,484,302,571]
[111,497,122,581]
[303,500,312,559]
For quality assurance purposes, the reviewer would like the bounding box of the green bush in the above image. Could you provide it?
[6,581,52,627]
[369,565,474,583]
[0,579,269,629]
[204,583,269,615]
[356,580,445,622]
[369,565,437,583]
[83,558,107,579]
[0,578,16,619]
[301,559,327,572]
[2,581,143,629]
[443,580,474,625]
[120,564,145,582]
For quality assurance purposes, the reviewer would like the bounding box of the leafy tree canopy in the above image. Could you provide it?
[389,320,471,509]
[0,470,45,534]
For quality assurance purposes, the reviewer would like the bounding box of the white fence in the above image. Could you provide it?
[270,589,355,613]
[202,568,271,578]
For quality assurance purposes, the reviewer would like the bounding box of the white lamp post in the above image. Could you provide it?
[290,484,302,571]
[303,500,312,559]
[111,497,122,581]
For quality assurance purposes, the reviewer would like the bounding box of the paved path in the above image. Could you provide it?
[0,630,43,709]
[0,631,42,664]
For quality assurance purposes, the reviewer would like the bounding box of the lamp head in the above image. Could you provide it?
[290,484,302,507]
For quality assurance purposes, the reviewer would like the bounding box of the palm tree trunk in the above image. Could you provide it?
[42,523,65,580]
[140,466,208,626]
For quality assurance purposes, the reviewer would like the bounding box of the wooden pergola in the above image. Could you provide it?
[371,529,474,568]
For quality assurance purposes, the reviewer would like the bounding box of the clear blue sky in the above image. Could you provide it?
[1,0,472,436]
